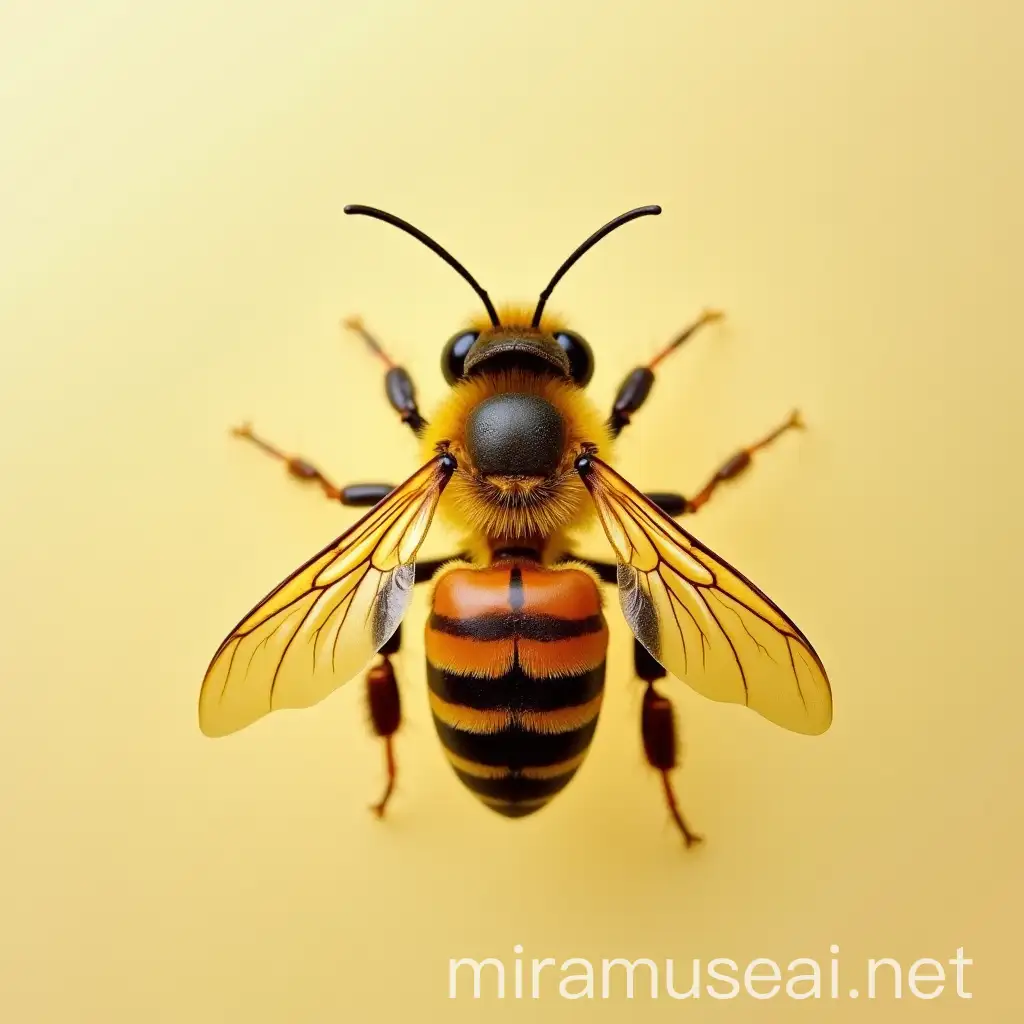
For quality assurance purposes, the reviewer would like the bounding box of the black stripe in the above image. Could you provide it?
[428,662,605,712]
[453,768,577,802]
[487,802,546,818]
[433,718,599,768]
[429,612,604,641]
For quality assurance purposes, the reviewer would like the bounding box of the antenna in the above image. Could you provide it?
[344,205,500,327]
[532,205,662,327]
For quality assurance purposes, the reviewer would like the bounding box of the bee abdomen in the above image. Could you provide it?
[426,562,608,818]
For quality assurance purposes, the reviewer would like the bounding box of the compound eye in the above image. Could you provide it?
[553,330,594,386]
[441,330,479,384]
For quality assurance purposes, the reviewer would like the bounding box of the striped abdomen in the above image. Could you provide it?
[426,560,608,818]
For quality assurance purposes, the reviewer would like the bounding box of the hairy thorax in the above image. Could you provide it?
[421,368,612,561]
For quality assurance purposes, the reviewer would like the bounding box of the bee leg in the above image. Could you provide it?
[685,409,804,513]
[343,316,427,435]
[366,625,403,818]
[230,422,397,505]
[641,492,689,518]
[635,639,703,849]
[608,308,723,436]
[636,411,804,518]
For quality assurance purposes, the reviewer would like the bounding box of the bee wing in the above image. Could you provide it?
[577,455,832,735]
[199,454,455,737]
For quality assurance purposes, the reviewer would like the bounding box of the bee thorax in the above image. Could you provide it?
[465,393,564,477]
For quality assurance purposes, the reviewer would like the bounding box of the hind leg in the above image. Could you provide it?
[363,560,471,817]
[634,639,703,848]
[365,625,403,817]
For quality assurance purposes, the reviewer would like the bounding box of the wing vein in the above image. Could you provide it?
[198,454,453,736]
[578,454,831,734]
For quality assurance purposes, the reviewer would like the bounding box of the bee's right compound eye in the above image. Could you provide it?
[441,330,480,384]
[553,330,594,386]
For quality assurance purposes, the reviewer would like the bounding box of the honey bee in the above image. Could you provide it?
[200,204,832,846]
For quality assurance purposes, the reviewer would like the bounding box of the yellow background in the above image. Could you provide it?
[1,0,1020,1020]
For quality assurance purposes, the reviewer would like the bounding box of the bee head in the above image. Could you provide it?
[343,201,659,392]
[440,319,594,388]
[439,314,596,479]
[342,202,656,547]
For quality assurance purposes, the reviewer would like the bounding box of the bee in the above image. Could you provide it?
[200,204,832,846]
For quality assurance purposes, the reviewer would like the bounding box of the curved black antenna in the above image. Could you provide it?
[344,205,500,327]
[531,205,662,327]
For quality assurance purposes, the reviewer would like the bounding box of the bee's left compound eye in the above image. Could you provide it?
[442,331,480,384]
[553,331,594,386]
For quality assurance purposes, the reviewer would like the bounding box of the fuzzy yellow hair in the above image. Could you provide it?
[422,365,612,564]
[466,303,568,334]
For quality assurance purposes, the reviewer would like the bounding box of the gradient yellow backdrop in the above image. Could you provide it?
[2,1,1020,1020]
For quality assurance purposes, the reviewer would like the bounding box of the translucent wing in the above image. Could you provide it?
[577,454,832,735]
[199,453,456,737]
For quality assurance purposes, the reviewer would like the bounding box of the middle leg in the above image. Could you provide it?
[229,314,430,502]
[685,409,804,513]
[231,422,395,506]
[615,409,806,520]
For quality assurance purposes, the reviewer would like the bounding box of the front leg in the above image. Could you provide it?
[343,316,426,434]
[608,308,722,436]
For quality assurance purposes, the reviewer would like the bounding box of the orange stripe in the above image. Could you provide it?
[429,690,601,735]
[424,629,515,677]
[444,751,512,779]
[445,750,586,779]
[434,565,603,620]
[427,628,607,679]
[517,566,602,619]
[521,752,587,779]
[520,693,604,734]
[433,567,511,618]
[518,626,609,678]
[481,795,549,811]
[429,691,512,733]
